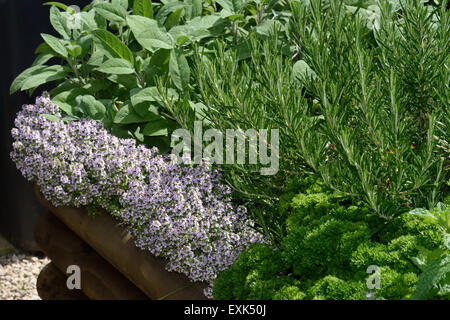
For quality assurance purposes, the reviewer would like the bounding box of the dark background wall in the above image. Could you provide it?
[0,0,90,251]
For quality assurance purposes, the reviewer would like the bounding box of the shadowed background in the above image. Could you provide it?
[0,0,91,251]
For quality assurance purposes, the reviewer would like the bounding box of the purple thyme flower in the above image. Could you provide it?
[10,94,266,298]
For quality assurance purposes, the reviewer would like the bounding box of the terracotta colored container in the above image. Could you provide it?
[34,184,208,300]
[35,211,148,300]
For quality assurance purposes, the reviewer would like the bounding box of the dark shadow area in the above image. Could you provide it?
[0,0,90,251]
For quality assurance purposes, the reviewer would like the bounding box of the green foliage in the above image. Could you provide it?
[375,267,418,300]
[213,243,298,300]
[413,254,450,299]
[10,0,292,150]
[166,39,308,241]
[288,0,449,218]
[179,0,448,238]
[272,286,306,300]
[409,203,450,299]
[410,203,450,235]
[287,218,371,278]
[213,176,447,300]
[306,276,366,300]
[13,0,449,300]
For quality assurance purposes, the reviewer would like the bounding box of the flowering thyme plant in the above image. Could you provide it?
[11,94,264,297]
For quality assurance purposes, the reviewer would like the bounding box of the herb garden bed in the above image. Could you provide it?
[7,0,449,301]
[34,184,207,300]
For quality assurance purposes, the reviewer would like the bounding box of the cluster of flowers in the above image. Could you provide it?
[11,94,265,297]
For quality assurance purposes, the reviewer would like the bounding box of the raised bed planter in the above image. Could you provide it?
[35,211,148,300]
[34,184,208,300]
